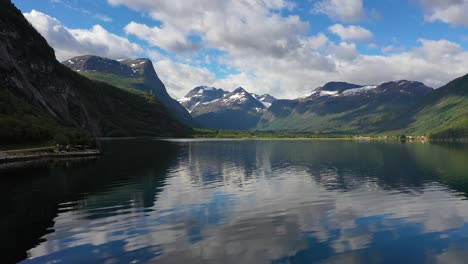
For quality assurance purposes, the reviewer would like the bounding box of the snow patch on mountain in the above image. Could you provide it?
[223,91,248,103]
[252,93,277,107]
[343,85,378,96]
[202,98,220,105]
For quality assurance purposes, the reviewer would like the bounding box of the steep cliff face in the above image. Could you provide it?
[0,1,100,138]
[64,56,194,125]
[0,1,190,144]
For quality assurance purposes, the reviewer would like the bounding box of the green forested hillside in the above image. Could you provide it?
[0,85,91,145]
[63,56,194,126]
[258,81,432,135]
[58,68,192,138]
[0,1,191,146]
[396,74,468,138]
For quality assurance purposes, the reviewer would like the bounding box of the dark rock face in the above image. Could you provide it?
[0,3,100,135]
[63,56,193,125]
[0,1,189,141]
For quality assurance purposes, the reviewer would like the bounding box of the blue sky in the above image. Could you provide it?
[13,0,468,98]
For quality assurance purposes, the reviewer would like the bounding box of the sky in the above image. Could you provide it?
[13,0,468,99]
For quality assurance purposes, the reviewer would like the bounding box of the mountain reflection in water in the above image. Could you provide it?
[2,139,468,264]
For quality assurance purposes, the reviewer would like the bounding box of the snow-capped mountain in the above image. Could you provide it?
[220,87,266,110]
[252,93,277,107]
[179,87,277,112]
[305,80,431,99]
[259,80,433,133]
[179,87,269,130]
[178,86,228,112]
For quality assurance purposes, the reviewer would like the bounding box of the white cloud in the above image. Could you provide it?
[23,10,142,61]
[381,45,405,53]
[329,24,373,41]
[124,22,202,53]
[214,38,468,96]
[23,4,468,100]
[94,14,112,22]
[420,0,468,26]
[334,39,468,89]
[313,0,364,22]
[145,51,217,99]
[112,0,309,58]
[413,38,463,60]
[330,42,358,61]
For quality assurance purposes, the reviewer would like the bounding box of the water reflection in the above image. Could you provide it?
[2,139,468,263]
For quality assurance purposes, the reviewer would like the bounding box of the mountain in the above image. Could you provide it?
[0,0,190,145]
[179,87,266,130]
[392,74,468,138]
[178,86,228,112]
[252,93,277,108]
[259,81,433,134]
[63,55,193,125]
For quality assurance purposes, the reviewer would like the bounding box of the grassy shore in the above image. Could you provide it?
[190,129,438,142]
[192,128,352,139]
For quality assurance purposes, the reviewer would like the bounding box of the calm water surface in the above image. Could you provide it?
[2,139,468,263]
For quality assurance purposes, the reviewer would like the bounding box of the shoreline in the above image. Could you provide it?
[96,136,468,142]
[0,149,103,165]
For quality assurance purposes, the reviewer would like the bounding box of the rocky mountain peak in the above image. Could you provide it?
[252,93,277,108]
[180,86,267,130]
[63,55,135,77]
[232,87,247,93]
[179,86,227,112]
[62,55,193,125]
[377,80,433,96]
[223,87,264,107]
[119,58,152,77]
[304,79,432,99]
[63,55,169,97]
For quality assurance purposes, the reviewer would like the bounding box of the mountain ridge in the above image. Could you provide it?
[258,80,433,134]
[63,55,194,125]
[179,86,274,130]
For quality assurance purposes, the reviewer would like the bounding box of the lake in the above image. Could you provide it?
[2,139,468,263]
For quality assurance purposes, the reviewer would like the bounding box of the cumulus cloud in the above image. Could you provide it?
[420,0,468,26]
[154,59,217,99]
[23,3,468,99]
[330,42,358,61]
[23,10,142,61]
[124,22,202,53]
[329,24,373,41]
[313,0,365,22]
[111,0,309,58]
